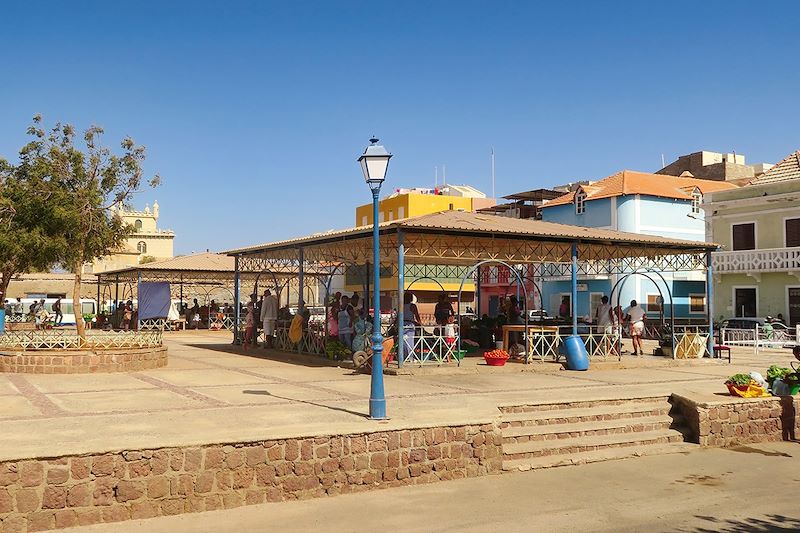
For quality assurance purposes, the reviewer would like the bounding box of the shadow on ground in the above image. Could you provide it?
[685,514,800,532]
[242,389,369,419]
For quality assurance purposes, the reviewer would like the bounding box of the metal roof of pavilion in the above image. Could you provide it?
[95,252,324,283]
[226,210,715,270]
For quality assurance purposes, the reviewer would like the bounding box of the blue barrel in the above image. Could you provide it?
[562,335,589,371]
[0,308,5,334]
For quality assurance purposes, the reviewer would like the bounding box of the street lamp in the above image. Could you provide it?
[358,137,392,420]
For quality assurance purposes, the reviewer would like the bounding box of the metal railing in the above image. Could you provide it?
[0,330,163,350]
[402,325,459,366]
[712,247,800,274]
[721,325,798,353]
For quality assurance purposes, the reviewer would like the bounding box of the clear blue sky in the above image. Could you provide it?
[1,1,798,254]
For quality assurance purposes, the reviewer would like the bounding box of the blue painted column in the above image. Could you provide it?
[369,187,387,419]
[571,243,578,335]
[298,248,304,353]
[397,231,405,368]
[233,256,241,344]
[475,265,482,317]
[706,251,715,357]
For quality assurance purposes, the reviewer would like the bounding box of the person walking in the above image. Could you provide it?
[260,289,278,349]
[402,292,422,361]
[53,297,63,326]
[624,300,647,355]
[595,295,613,357]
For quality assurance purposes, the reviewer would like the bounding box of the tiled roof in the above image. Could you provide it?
[98,252,235,274]
[750,150,800,185]
[543,170,739,207]
[226,209,715,256]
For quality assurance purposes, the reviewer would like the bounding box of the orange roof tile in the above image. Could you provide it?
[544,170,739,207]
[750,150,800,185]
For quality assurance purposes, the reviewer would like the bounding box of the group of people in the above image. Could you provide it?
[1,297,63,329]
[593,296,647,355]
[328,292,363,349]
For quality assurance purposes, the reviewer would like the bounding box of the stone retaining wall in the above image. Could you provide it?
[671,394,799,447]
[0,347,168,374]
[0,424,501,532]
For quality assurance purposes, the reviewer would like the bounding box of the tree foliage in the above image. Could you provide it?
[0,157,67,307]
[12,115,160,337]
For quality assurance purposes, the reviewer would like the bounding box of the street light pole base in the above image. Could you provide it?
[369,398,387,420]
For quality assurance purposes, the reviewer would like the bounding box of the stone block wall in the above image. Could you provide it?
[0,424,501,532]
[0,347,167,374]
[671,394,799,447]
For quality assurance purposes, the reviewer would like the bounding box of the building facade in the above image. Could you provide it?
[706,151,800,325]
[657,150,772,183]
[538,171,737,321]
[350,185,495,315]
[90,201,175,273]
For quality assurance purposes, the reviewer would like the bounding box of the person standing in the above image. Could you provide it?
[595,296,612,334]
[260,289,278,349]
[434,293,454,330]
[13,298,23,319]
[624,300,647,355]
[53,297,63,326]
[243,297,256,350]
[402,292,422,360]
[338,295,353,348]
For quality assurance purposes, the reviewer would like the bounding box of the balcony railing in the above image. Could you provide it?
[712,247,800,274]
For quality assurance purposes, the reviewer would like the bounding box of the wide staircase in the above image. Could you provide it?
[500,396,694,472]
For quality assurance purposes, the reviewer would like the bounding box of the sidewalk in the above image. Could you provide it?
[59,441,800,533]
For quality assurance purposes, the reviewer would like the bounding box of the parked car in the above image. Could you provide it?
[527,309,553,321]
[719,317,789,331]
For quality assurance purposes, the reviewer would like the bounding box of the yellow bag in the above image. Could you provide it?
[730,384,770,398]
[288,314,304,343]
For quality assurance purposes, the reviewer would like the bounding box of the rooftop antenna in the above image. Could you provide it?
[435,166,438,188]
[491,147,496,199]
[442,164,446,185]
[661,153,665,168]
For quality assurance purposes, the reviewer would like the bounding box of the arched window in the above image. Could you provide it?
[574,188,587,214]
[137,241,147,254]
[134,219,143,230]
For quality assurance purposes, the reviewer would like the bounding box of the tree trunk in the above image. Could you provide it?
[73,265,86,342]
[0,270,11,310]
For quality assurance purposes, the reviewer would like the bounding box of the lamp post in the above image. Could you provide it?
[358,137,392,420]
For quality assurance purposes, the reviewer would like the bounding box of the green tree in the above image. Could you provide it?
[21,115,160,338]
[0,159,67,308]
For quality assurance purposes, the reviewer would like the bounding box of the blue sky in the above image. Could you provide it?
[1,1,798,254]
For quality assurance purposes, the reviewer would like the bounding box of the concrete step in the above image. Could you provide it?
[502,428,685,460]
[502,441,696,472]
[502,414,677,444]
[499,396,669,414]
[500,401,671,428]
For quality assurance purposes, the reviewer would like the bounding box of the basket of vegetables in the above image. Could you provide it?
[766,365,792,387]
[725,373,755,396]
[325,339,352,361]
[483,349,510,367]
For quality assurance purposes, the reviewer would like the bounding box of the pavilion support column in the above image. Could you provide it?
[571,243,578,336]
[397,232,405,368]
[365,261,370,313]
[115,274,119,329]
[706,251,715,358]
[233,256,241,345]
[476,265,482,317]
[298,248,304,354]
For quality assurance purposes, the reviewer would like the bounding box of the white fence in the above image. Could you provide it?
[720,325,798,353]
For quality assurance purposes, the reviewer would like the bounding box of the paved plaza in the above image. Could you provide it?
[1,332,796,462]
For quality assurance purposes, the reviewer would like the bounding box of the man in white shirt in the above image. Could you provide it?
[595,295,612,334]
[624,300,647,356]
[260,289,278,349]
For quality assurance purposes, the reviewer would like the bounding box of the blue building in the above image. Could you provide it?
[539,170,737,322]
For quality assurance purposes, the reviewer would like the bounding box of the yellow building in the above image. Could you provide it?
[355,185,494,226]
[90,201,175,273]
[349,186,495,310]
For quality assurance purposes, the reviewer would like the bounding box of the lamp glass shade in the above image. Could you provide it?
[358,139,392,183]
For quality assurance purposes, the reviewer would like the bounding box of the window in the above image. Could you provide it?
[786,218,800,247]
[647,294,662,313]
[575,188,586,214]
[388,210,394,221]
[689,294,706,314]
[378,212,385,223]
[691,189,702,214]
[134,219,143,230]
[732,223,755,250]
[361,215,368,226]
[589,292,604,316]
[137,241,147,254]
[398,206,405,219]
